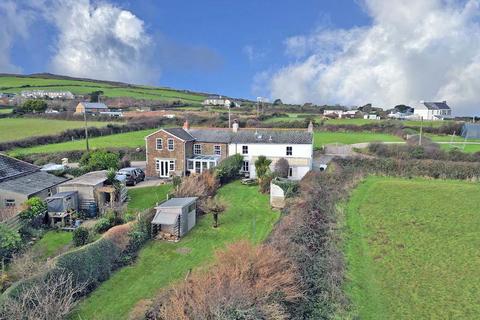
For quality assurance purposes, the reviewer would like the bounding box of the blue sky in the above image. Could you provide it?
[1,0,480,115]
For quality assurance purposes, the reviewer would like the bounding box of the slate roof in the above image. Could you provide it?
[60,170,108,186]
[0,171,66,196]
[0,154,39,183]
[163,128,313,144]
[422,101,450,110]
[163,128,195,141]
[80,102,108,109]
[156,197,198,209]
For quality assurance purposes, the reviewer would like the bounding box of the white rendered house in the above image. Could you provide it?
[413,101,452,120]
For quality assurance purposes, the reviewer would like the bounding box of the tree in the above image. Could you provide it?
[89,91,104,102]
[205,198,226,228]
[79,151,120,171]
[254,155,272,180]
[274,158,289,178]
[0,225,22,262]
[273,98,283,105]
[19,197,47,224]
[18,100,47,113]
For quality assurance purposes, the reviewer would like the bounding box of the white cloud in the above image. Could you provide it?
[46,0,157,84]
[0,1,33,73]
[267,0,480,115]
[243,45,266,62]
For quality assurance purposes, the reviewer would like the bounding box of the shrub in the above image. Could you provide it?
[17,100,48,113]
[0,226,22,262]
[273,178,299,198]
[18,197,47,225]
[274,158,290,178]
[79,150,120,171]
[255,155,272,179]
[103,223,133,252]
[214,154,243,183]
[175,171,219,212]
[94,218,112,234]
[73,227,90,247]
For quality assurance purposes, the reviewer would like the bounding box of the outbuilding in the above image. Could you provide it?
[151,197,197,241]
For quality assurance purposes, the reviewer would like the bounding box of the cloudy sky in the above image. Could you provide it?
[1,0,479,115]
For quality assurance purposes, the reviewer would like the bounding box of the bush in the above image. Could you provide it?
[18,197,47,225]
[17,100,47,113]
[274,158,290,178]
[0,226,22,262]
[214,154,243,183]
[94,218,112,234]
[79,150,120,171]
[73,227,90,247]
[175,171,219,213]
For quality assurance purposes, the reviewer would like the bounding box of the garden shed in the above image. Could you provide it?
[151,197,197,241]
[461,123,480,139]
[45,191,78,227]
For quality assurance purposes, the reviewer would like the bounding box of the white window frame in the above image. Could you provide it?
[169,160,175,171]
[242,161,249,172]
[214,145,221,155]
[167,138,174,151]
[242,145,248,155]
[194,144,202,155]
[286,146,293,156]
[156,138,163,150]
[5,199,15,207]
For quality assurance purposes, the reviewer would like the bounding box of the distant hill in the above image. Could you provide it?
[0,73,215,104]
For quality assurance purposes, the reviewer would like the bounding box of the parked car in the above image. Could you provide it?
[117,167,145,186]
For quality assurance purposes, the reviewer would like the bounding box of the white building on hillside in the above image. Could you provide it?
[413,101,452,120]
[21,90,74,99]
[202,95,240,107]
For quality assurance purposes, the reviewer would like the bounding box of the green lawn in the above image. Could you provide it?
[31,231,73,259]
[345,177,480,319]
[127,184,172,212]
[314,131,402,148]
[0,118,111,143]
[9,129,156,156]
[427,133,480,143]
[402,120,457,128]
[439,143,480,153]
[0,76,204,103]
[72,181,280,319]
[0,108,12,114]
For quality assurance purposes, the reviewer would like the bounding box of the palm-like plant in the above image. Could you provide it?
[205,198,227,228]
[254,155,272,179]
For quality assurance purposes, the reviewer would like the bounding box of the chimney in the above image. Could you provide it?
[232,121,239,133]
[183,119,190,131]
[307,121,314,133]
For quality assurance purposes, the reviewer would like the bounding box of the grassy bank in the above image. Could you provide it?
[345,177,480,319]
[0,118,112,143]
[31,231,73,260]
[314,131,402,148]
[72,181,280,319]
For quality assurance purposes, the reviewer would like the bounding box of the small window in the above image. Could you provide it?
[242,145,248,154]
[188,202,196,212]
[167,138,174,151]
[242,161,249,172]
[5,199,15,207]
[155,159,160,171]
[194,144,202,155]
[214,145,221,155]
[169,160,175,171]
[288,167,293,177]
[286,146,293,156]
[156,138,163,150]
[47,188,53,197]
[188,161,193,170]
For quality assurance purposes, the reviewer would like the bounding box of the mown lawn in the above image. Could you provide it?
[0,118,111,143]
[0,108,12,114]
[345,177,480,319]
[72,181,280,319]
[31,231,73,259]
[314,131,402,148]
[9,129,156,156]
[127,184,172,212]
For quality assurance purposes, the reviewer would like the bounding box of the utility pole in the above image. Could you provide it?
[228,103,231,128]
[419,116,423,146]
[83,108,90,152]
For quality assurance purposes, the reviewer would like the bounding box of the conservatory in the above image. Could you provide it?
[186,155,220,175]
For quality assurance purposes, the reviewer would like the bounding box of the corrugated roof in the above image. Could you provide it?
[163,128,195,141]
[152,212,179,225]
[0,171,66,196]
[423,102,451,110]
[156,197,197,209]
[60,170,108,186]
[0,154,39,183]
[80,102,108,109]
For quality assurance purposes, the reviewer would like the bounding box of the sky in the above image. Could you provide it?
[1,0,479,115]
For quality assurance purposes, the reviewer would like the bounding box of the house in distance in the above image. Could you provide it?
[75,102,109,114]
[202,95,240,107]
[413,101,452,120]
[145,121,313,180]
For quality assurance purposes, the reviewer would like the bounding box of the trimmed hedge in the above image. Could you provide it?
[214,154,243,183]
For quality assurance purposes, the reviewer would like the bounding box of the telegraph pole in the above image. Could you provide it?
[83,106,90,152]
[419,116,423,146]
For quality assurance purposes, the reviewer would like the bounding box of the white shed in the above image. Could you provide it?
[152,197,197,241]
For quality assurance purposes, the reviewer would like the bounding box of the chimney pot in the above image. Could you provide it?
[232,121,239,132]
[307,121,314,133]
[183,120,190,131]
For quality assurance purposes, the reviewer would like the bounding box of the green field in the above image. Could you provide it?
[31,231,73,259]
[73,181,280,319]
[427,133,480,143]
[0,108,12,114]
[314,131,403,148]
[9,128,155,156]
[402,120,457,128]
[0,118,112,143]
[0,76,205,103]
[439,143,480,153]
[345,177,480,319]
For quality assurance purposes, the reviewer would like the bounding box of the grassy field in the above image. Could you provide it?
[402,120,457,127]
[0,108,12,114]
[73,181,280,319]
[345,177,480,319]
[439,143,480,153]
[314,131,403,148]
[0,76,205,103]
[427,133,480,143]
[9,128,155,156]
[31,231,73,259]
[0,118,112,143]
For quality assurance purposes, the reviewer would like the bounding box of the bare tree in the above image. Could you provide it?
[1,270,87,320]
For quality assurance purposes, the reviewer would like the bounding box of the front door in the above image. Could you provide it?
[156,160,171,177]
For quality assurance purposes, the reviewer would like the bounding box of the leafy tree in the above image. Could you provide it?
[0,225,22,261]
[214,154,243,183]
[273,98,283,105]
[73,227,90,247]
[89,91,104,102]
[274,158,289,178]
[19,197,47,223]
[79,151,119,172]
[18,100,48,113]
[254,155,272,179]
[205,198,226,228]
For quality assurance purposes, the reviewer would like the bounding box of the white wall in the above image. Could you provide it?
[228,143,313,180]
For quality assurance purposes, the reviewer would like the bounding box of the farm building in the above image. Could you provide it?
[0,154,66,211]
[461,123,480,139]
[151,197,197,241]
[75,102,109,114]
[57,170,127,216]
